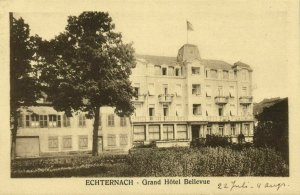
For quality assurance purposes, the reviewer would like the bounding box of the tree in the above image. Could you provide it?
[10,13,42,159]
[38,12,136,156]
[254,98,288,163]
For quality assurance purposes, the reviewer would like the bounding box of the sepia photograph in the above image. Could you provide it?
[1,0,299,194]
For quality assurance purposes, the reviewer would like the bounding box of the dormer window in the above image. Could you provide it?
[162,67,167,76]
[210,69,217,79]
[223,70,229,79]
[154,65,161,75]
[175,67,181,76]
[206,70,209,78]
[168,66,174,76]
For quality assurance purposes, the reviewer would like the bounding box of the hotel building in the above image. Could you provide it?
[15,43,254,157]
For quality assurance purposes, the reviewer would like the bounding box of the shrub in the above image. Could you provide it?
[128,147,289,177]
[205,134,230,147]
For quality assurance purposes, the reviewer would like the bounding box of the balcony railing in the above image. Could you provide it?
[131,115,253,123]
[158,94,174,103]
[132,95,145,103]
[207,115,254,122]
[131,116,186,122]
[239,96,253,104]
[214,96,229,104]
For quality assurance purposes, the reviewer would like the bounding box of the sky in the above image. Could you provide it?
[13,0,295,102]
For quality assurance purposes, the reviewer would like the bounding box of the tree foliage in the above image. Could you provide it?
[254,98,288,163]
[38,12,136,155]
[10,13,42,158]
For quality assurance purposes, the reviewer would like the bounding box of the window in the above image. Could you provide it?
[206,85,211,97]
[133,126,145,141]
[193,104,202,115]
[39,115,47,128]
[78,114,86,127]
[175,84,182,96]
[231,124,236,136]
[163,105,169,117]
[191,67,200,75]
[134,104,142,116]
[162,84,168,95]
[120,134,128,145]
[149,125,160,141]
[242,105,248,116]
[192,84,201,95]
[206,70,209,78]
[107,134,116,146]
[217,86,223,96]
[120,117,126,127]
[49,115,60,128]
[176,104,182,116]
[207,125,212,135]
[133,87,140,98]
[18,114,23,127]
[154,65,161,75]
[177,125,187,139]
[148,83,155,95]
[219,124,224,136]
[244,124,250,136]
[218,106,224,116]
[108,114,115,127]
[230,104,235,116]
[162,67,167,75]
[168,66,174,76]
[175,68,181,76]
[229,86,235,97]
[223,70,229,79]
[26,115,30,127]
[210,69,217,78]
[78,135,88,149]
[63,114,71,127]
[48,136,59,150]
[149,104,155,117]
[242,71,247,81]
[163,125,174,140]
[242,87,247,96]
[62,136,72,149]
[31,114,39,127]
[218,70,222,79]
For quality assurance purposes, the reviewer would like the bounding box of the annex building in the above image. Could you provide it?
[15,43,254,158]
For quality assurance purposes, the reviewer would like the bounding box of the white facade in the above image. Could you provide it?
[15,43,254,157]
[130,44,254,146]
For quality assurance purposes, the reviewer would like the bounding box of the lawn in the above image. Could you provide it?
[11,146,289,177]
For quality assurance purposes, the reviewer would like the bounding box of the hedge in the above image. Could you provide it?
[128,147,289,177]
[11,155,129,178]
[12,147,289,177]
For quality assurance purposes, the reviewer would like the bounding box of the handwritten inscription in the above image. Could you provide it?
[218,180,288,191]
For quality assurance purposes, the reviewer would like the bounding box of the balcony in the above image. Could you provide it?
[239,96,253,105]
[158,94,174,103]
[207,116,229,122]
[206,115,254,122]
[132,95,145,103]
[229,115,254,121]
[214,96,228,105]
[131,116,186,122]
